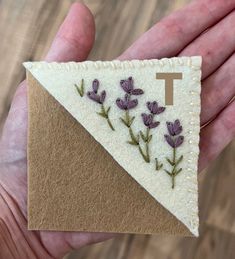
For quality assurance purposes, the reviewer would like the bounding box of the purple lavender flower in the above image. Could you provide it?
[86,79,114,131]
[87,90,106,104]
[131,88,144,95]
[100,90,106,103]
[164,119,184,188]
[87,79,106,104]
[92,79,99,93]
[166,119,182,136]
[139,100,165,163]
[116,94,138,110]
[120,77,144,95]
[141,113,160,129]
[164,120,184,148]
[87,92,100,103]
[164,135,184,148]
[164,135,175,148]
[147,101,165,115]
[117,76,149,161]
[116,77,143,113]
[174,135,184,148]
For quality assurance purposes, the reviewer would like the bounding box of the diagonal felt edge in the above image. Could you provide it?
[27,72,193,235]
[24,57,201,236]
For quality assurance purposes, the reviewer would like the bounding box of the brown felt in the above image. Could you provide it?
[27,72,192,235]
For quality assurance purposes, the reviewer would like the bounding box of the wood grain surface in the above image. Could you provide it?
[0,0,234,258]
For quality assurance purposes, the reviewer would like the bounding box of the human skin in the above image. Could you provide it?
[0,0,235,258]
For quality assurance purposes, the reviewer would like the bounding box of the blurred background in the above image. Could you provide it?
[0,0,235,258]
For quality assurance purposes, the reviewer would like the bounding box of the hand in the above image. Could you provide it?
[0,1,234,258]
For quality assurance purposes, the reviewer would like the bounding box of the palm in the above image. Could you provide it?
[0,1,234,258]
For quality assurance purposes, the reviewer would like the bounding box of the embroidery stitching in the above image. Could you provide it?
[116,77,150,161]
[140,101,165,163]
[74,79,84,97]
[74,77,186,189]
[164,120,184,188]
[155,158,163,171]
[87,79,115,131]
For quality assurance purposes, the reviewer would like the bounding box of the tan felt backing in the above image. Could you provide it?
[27,72,192,235]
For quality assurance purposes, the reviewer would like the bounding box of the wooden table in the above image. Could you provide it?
[0,0,235,258]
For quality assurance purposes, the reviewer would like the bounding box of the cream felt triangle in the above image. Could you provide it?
[24,57,201,236]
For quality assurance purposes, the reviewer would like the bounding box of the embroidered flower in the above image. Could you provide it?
[164,120,184,148]
[141,113,160,129]
[164,119,184,188]
[87,80,107,104]
[92,79,99,93]
[117,77,147,161]
[147,101,165,115]
[116,77,144,128]
[140,101,165,163]
[116,94,138,110]
[166,119,182,136]
[86,79,114,131]
[120,77,144,95]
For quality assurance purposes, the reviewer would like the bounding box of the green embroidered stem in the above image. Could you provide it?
[120,110,135,128]
[128,127,139,145]
[138,144,150,163]
[97,104,115,131]
[128,128,150,163]
[155,158,163,171]
[75,79,84,97]
[164,148,183,189]
[139,127,152,163]
[120,111,150,163]
[172,147,176,188]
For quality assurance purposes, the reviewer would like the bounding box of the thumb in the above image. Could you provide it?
[0,2,96,218]
[1,2,95,156]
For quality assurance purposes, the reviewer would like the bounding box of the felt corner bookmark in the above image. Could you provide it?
[24,57,202,236]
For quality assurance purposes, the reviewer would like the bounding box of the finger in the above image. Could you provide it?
[1,2,95,151]
[118,0,235,60]
[40,231,117,259]
[179,10,235,79]
[201,52,235,125]
[199,99,235,171]
[45,2,95,62]
[0,2,96,217]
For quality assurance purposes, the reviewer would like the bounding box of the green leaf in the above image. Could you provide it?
[164,169,172,176]
[74,79,85,97]
[75,84,82,97]
[120,117,129,127]
[129,128,139,144]
[175,168,182,175]
[138,146,150,163]
[140,131,146,142]
[106,106,111,114]
[80,79,84,96]
[175,155,183,166]
[127,141,139,146]
[155,158,163,170]
[97,112,107,118]
[129,116,135,126]
[156,164,163,170]
[166,158,174,166]
[147,135,152,143]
